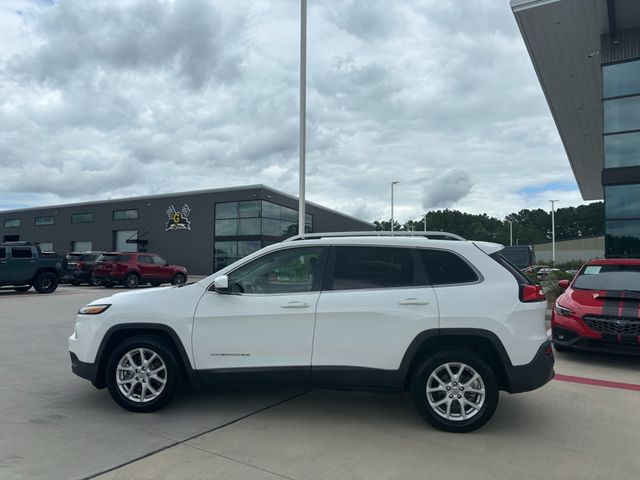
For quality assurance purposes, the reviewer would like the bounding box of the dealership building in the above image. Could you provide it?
[512,0,640,257]
[0,185,372,275]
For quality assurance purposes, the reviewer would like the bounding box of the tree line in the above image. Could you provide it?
[373,202,604,245]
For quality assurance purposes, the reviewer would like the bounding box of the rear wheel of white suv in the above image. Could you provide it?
[106,335,181,412]
[412,350,498,433]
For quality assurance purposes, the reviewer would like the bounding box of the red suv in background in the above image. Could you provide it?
[552,258,640,355]
[93,252,188,289]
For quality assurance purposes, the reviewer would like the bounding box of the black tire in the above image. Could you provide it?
[106,335,181,413]
[412,350,499,433]
[13,286,31,292]
[124,272,140,289]
[91,277,102,286]
[33,272,59,294]
[171,273,186,285]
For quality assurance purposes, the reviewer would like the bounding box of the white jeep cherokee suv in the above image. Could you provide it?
[69,232,553,433]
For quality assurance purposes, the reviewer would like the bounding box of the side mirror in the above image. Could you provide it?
[213,275,229,293]
[558,279,570,289]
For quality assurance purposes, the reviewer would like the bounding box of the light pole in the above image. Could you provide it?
[508,221,513,246]
[549,200,558,265]
[298,0,307,236]
[390,181,399,232]
[424,213,427,232]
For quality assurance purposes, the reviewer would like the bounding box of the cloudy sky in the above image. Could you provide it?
[0,0,591,222]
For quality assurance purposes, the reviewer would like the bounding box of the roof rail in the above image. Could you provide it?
[284,231,466,242]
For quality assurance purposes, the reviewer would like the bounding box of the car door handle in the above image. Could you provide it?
[280,301,310,308]
[398,298,430,305]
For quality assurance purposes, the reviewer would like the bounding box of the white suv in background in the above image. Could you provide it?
[69,232,553,432]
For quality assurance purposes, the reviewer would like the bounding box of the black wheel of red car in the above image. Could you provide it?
[124,272,140,289]
[171,273,186,285]
[106,335,181,413]
[412,350,498,433]
[91,277,102,286]
[13,286,31,292]
[33,272,59,294]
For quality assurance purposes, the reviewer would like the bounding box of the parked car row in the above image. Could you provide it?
[0,241,188,293]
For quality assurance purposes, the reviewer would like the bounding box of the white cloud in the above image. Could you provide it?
[0,0,588,221]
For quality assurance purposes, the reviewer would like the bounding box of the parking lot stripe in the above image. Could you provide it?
[554,374,640,392]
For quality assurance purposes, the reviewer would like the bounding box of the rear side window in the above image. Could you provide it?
[11,248,33,259]
[331,246,414,290]
[98,254,118,262]
[0,248,5,259]
[138,255,153,264]
[490,252,533,285]
[420,249,478,285]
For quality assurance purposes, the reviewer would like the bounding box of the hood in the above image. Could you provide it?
[558,287,640,318]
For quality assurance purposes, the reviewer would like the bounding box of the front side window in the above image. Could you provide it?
[330,246,414,290]
[138,255,153,264]
[420,249,479,285]
[228,247,325,294]
[152,256,167,265]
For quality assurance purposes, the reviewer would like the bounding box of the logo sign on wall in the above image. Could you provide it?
[165,204,192,231]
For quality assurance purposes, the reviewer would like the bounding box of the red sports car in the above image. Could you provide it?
[552,258,640,355]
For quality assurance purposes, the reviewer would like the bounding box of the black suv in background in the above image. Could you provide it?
[63,252,106,285]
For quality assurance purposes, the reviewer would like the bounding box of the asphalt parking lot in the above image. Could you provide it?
[1,285,639,480]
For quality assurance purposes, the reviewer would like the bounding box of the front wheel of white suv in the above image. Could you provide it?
[106,335,181,412]
[412,350,498,433]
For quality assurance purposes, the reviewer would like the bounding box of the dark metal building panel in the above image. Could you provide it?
[601,27,640,64]
[0,185,373,275]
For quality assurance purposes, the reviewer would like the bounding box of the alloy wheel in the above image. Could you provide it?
[426,362,486,421]
[115,348,167,403]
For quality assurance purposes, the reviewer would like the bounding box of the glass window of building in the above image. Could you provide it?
[215,202,238,219]
[238,240,261,257]
[215,219,237,236]
[238,201,260,218]
[4,219,20,228]
[35,216,54,226]
[262,201,281,219]
[238,218,261,235]
[71,213,93,224]
[605,184,640,220]
[606,220,640,257]
[604,132,640,168]
[603,60,640,98]
[604,95,640,134]
[113,209,138,220]
[262,218,281,236]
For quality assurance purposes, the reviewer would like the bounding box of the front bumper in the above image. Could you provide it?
[70,352,103,388]
[553,327,640,356]
[504,340,555,393]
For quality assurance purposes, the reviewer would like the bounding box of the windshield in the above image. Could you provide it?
[573,264,640,291]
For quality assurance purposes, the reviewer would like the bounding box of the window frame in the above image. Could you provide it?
[4,219,21,228]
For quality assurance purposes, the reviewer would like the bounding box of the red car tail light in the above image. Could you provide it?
[521,284,545,302]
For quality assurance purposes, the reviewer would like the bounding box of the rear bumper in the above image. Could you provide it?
[504,341,555,393]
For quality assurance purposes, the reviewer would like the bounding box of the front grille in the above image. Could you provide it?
[583,315,640,336]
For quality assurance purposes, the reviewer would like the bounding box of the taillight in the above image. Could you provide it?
[521,284,545,302]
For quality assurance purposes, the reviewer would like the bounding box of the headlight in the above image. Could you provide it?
[78,304,111,315]
[555,303,573,317]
